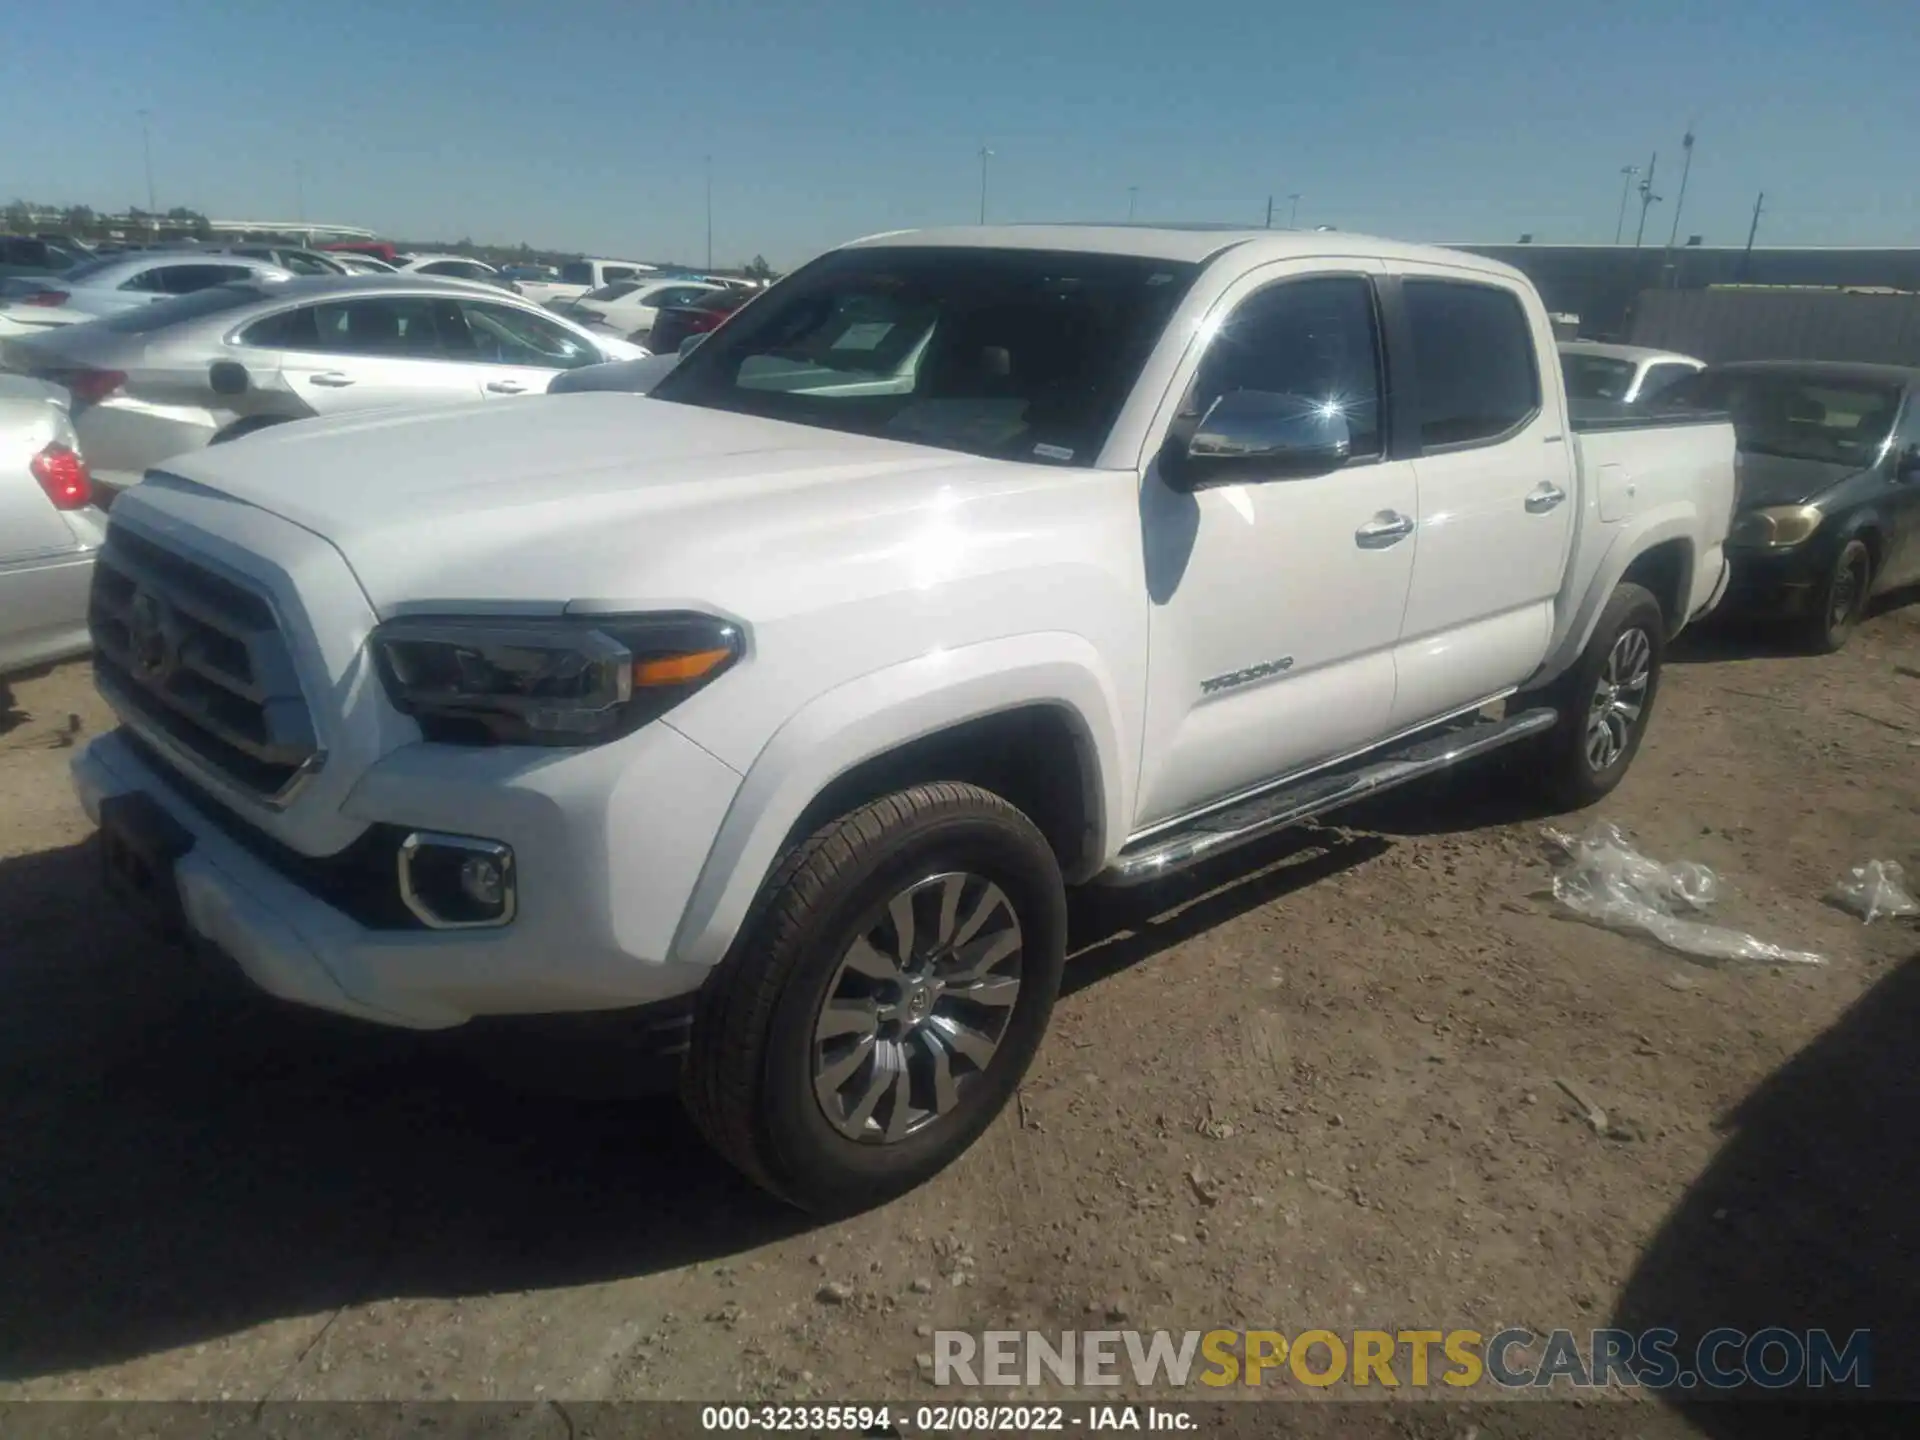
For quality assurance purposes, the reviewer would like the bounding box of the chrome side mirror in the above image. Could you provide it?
[1168,389,1352,490]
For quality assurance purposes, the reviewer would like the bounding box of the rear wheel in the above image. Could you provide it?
[1795,538,1872,654]
[682,783,1066,1214]
[1534,581,1666,810]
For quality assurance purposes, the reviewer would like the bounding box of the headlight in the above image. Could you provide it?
[1729,505,1823,549]
[370,612,742,745]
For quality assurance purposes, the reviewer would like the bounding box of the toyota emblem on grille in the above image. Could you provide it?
[127,589,176,681]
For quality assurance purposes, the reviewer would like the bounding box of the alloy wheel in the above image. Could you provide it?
[812,871,1024,1144]
[1585,626,1651,771]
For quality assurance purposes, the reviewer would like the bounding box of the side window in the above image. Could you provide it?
[119,267,167,293]
[1402,280,1541,449]
[240,306,322,350]
[309,297,447,358]
[457,301,601,369]
[1636,362,1697,403]
[603,266,638,284]
[1181,275,1384,460]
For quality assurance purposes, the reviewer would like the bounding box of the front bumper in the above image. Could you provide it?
[1721,546,1828,620]
[72,722,741,1030]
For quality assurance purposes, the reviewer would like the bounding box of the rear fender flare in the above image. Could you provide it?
[1532,506,1698,689]
[668,633,1131,970]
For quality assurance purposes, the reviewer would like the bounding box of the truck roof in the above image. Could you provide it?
[845,224,1531,283]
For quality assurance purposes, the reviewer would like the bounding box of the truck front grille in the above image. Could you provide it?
[89,528,321,803]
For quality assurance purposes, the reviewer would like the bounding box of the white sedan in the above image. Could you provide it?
[0,253,294,339]
[566,279,725,341]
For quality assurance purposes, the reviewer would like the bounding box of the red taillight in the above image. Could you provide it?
[689,310,726,334]
[23,290,69,307]
[61,368,127,404]
[29,443,92,510]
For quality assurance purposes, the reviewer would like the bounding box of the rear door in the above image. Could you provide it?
[1381,268,1575,728]
[269,296,485,415]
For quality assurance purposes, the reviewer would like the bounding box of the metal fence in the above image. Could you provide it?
[1625,288,1920,366]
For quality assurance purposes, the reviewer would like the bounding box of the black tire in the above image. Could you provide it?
[1795,537,1872,655]
[1534,581,1666,810]
[208,416,285,446]
[682,782,1067,1215]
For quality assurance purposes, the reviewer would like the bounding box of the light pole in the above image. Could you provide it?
[1633,151,1661,248]
[978,146,993,224]
[1287,192,1301,229]
[137,109,156,227]
[1127,185,1138,221]
[1613,165,1639,244]
[704,153,713,270]
[1665,126,1696,249]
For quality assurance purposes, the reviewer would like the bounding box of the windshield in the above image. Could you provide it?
[1561,353,1639,402]
[651,246,1198,466]
[1668,370,1900,466]
[96,284,265,331]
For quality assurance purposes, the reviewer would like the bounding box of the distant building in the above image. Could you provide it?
[1450,243,1920,340]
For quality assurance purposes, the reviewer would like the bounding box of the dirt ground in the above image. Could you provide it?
[2,600,1916,1435]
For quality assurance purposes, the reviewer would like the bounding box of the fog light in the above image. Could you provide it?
[398,832,517,929]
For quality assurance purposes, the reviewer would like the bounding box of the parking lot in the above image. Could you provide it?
[1,603,1915,1418]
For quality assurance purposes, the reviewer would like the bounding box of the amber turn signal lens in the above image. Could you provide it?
[634,647,734,687]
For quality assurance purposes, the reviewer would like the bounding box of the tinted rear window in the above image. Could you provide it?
[1404,280,1541,447]
[560,262,593,285]
[97,285,266,332]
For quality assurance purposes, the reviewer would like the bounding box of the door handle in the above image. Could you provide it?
[310,371,355,387]
[486,379,529,395]
[1525,482,1568,513]
[1354,511,1416,549]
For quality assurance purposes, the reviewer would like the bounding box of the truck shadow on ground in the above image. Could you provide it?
[1612,951,1920,1428]
[0,789,1457,1380]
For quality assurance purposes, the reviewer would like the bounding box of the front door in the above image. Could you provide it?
[1134,265,1418,830]
[453,298,605,397]
[1385,270,1575,728]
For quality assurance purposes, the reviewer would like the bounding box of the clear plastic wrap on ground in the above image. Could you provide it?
[1541,822,1826,966]
[1828,860,1919,924]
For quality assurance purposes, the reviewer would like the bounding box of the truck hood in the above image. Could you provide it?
[148,393,1053,614]
[1734,450,1862,508]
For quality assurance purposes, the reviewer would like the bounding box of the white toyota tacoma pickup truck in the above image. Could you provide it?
[71,226,1735,1212]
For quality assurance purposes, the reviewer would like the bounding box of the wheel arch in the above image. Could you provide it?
[1530,510,1698,691]
[668,633,1132,971]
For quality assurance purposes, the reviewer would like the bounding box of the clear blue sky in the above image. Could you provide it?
[3,0,1914,267]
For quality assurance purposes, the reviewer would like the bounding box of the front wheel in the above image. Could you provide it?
[1795,538,1872,654]
[1534,581,1666,810]
[682,783,1067,1214]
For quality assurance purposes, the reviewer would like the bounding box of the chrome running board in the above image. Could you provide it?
[1099,707,1558,886]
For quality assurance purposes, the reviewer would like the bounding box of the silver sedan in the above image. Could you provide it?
[0,375,105,674]
[1,275,649,493]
